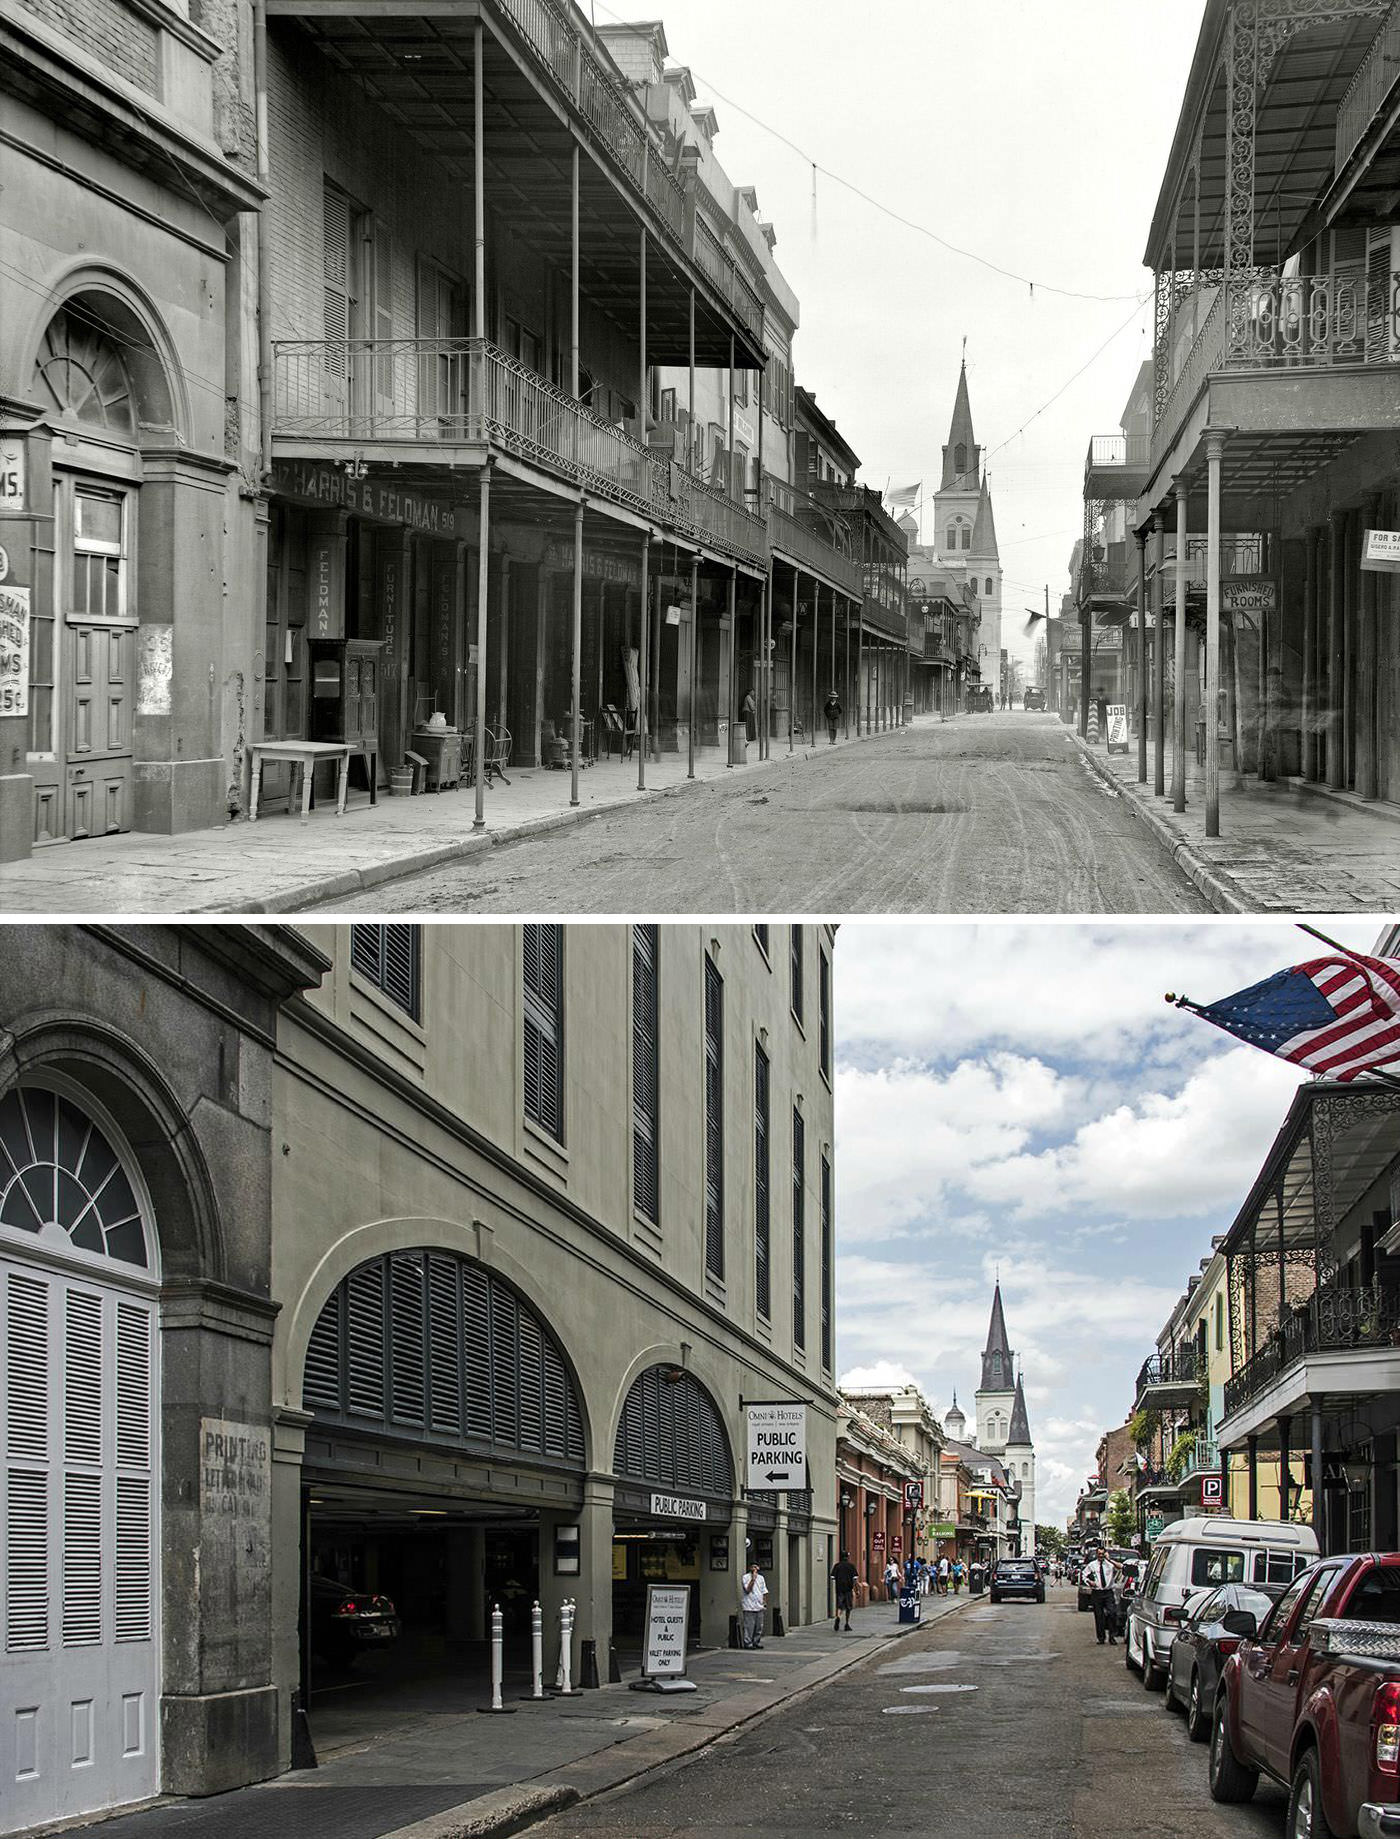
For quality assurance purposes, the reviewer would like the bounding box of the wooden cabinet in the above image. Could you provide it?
[308,638,382,800]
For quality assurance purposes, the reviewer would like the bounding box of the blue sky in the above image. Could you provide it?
[832,920,1387,1526]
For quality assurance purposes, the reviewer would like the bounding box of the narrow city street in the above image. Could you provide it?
[322,714,1210,914]
[533,1587,1286,1839]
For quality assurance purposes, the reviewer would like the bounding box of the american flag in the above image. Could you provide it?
[1173,951,1400,1082]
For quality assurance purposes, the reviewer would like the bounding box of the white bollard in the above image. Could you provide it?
[530,1599,545,1700]
[560,1599,573,1694]
[490,1602,505,1711]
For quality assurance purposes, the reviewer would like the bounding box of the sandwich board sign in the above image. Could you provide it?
[1106,704,1129,753]
[633,1583,696,1694]
[746,1402,807,1489]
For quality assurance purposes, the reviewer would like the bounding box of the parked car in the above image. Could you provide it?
[990,1557,1045,1604]
[1126,1516,1317,1689]
[1210,1551,1400,1838]
[1163,1579,1282,1740]
[968,686,994,712]
[310,1573,402,1665]
[1023,687,1046,710]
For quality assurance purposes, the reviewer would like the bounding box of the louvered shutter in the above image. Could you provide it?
[426,1254,462,1436]
[382,927,419,1018]
[6,1269,50,1652]
[62,1288,103,1646]
[461,1262,492,1442]
[632,926,659,1223]
[1366,228,1391,363]
[389,1252,425,1427]
[490,1281,519,1449]
[323,186,351,378]
[516,1309,544,1454]
[346,1260,385,1418]
[820,1155,833,1372]
[791,1109,805,1350]
[754,1046,770,1318]
[372,224,395,410]
[704,959,724,1279]
[303,1293,343,1412]
[789,925,804,1025]
[522,925,564,1140]
[350,923,381,984]
[819,953,831,1078]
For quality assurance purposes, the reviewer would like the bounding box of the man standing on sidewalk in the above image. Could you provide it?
[831,1550,857,1632]
[1082,1550,1120,1646]
[740,1557,768,1649]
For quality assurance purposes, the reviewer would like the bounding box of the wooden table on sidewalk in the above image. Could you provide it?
[249,740,353,823]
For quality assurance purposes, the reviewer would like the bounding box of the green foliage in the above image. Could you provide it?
[1035,1524,1066,1557]
[1105,1488,1136,1547]
[1166,1430,1196,1482]
[1127,1407,1161,1449]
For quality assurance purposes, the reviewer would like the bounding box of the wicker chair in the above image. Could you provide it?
[483,725,512,787]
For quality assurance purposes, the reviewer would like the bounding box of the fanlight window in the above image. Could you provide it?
[0,1086,147,1266]
[33,310,136,437]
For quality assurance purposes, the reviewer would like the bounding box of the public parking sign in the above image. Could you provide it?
[1202,1473,1224,1509]
[745,1402,806,1488]
[903,1480,923,1510]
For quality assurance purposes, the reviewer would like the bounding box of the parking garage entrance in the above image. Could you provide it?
[297,1248,586,1748]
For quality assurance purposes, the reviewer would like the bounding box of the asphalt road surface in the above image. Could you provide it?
[532,1587,1286,1839]
[325,714,1209,914]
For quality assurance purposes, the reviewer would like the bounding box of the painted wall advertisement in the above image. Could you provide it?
[0,584,30,717]
[642,1583,690,1678]
[199,1418,272,1590]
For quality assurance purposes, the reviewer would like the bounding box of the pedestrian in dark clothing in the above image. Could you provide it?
[741,688,757,743]
[831,1551,857,1632]
[823,689,841,744]
[1083,1552,1119,1645]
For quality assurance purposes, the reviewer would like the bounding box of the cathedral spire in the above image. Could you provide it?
[1008,1373,1032,1446]
[981,1281,1014,1392]
[971,475,998,556]
[940,360,981,491]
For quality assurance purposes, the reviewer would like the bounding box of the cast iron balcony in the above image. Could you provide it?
[1337,0,1400,175]
[1222,1278,1400,1421]
[270,337,769,568]
[764,482,864,600]
[1134,1348,1199,1409]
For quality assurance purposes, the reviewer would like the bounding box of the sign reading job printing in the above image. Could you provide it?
[199,1418,272,1602]
[643,1583,691,1678]
[0,585,30,718]
[746,1402,807,1488]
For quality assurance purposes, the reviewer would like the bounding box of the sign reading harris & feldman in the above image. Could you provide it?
[745,1401,807,1489]
[271,460,463,536]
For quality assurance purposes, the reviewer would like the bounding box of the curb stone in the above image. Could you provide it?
[1066,733,1247,914]
[378,1595,970,1839]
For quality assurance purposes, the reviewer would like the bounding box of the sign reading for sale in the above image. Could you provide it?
[746,1402,807,1488]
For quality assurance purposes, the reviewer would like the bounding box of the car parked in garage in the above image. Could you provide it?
[310,1573,403,1665]
[1163,1579,1282,1741]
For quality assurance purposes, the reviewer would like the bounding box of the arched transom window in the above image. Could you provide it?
[0,1086,148,1267]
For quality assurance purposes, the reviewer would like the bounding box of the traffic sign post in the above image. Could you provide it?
[1201,1473,1224,1510]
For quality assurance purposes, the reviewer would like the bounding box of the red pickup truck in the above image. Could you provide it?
[1209,1551,1400,1838]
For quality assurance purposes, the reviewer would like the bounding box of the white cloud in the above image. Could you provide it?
[839,1361,920,1390]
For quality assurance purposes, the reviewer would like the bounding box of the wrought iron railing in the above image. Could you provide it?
[1168,1436,1219,1483]
[1135,1348,1199,1399]
[693,217,764,343]
[765,486,863,598]
[1151,288,1226,471]
[1078,552,1134,603]
[270,338,769,566]
[1086,433,1151,470]
[1337,0,1400,175]
[1222,1278,1400,1420]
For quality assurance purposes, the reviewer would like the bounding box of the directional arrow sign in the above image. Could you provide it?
[746,1403,807,1489]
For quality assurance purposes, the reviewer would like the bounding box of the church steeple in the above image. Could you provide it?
[971,475,998,555]
[981,1281,1014,1392]
[940,360,981,491]
[1008,1373,1031,1446]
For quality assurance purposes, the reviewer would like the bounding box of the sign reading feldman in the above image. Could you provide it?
[0,585,30,717]
[746,1401,807,1488]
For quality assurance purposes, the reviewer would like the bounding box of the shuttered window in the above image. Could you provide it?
[703,957,724,1280]
[6,1269,50,1653]
[820,1153,833,1373]
[753,924,769,959]
[301,1251,584,1469]
[349,924,421,1021]
[819,950,831,1081]
[790,925,804,1027]
[523,925,564,1141]
[613,1366,733,1499]
[791,1109,805,1350]
[323,184,352,376]
[632,926,659,1223]
[754,1044,770,1319]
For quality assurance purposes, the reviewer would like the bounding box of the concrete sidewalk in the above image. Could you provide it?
[1071,730,1400,913]
[75,1594,970,1839]
[0,721,903,916]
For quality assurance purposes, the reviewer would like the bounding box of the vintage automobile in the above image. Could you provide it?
[1210,1551,1400,1838]
[1023,687,1046,710]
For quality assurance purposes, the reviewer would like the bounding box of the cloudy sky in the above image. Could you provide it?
[607,0,1204,669]
[831,919,1385,1528]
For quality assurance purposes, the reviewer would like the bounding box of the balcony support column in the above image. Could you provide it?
[473,465,492,831]
[1328,511,1346,791]
[1311,1404,1325,1548]
[1078,597,1090,742]
[1279,1415,1292,1523]
[1173,483,1188,814]
[1360,492,1382,800]
[726,566,736,768]
[788,566,797,755]
[759,571,770,761]
[687,553,698,780]
[637,531,649,792]
[569,499,584,808]
[843,597,851,737]
[727,335,735,503]
[473,25,485,341]
[1152,520,1165,797]
[571,146,580,405]
[639,228,647,451]
[1247,1437,1258,1520]
[856,608,864,736]
[1136,524,1149,785]
[811,578,819,743]
[688,289,695,474]
[1204,428,1227,838]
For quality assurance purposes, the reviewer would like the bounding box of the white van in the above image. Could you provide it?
[1125,1516,1319,1687]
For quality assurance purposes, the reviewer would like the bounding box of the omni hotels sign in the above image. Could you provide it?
[272,460,463,537]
